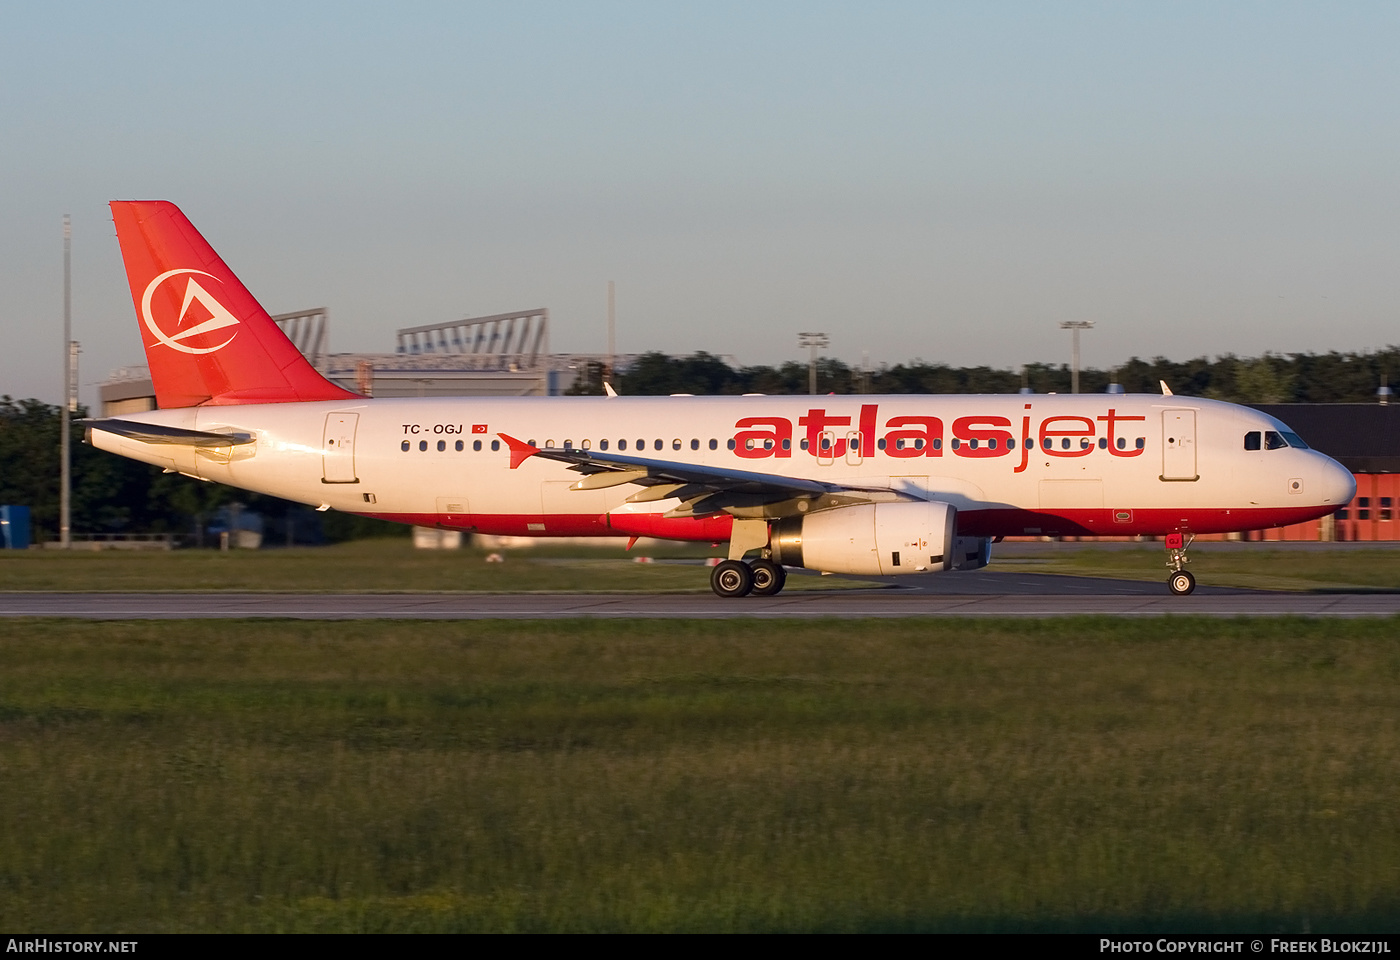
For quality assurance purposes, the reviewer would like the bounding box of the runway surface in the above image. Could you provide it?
[3,569,1399,618]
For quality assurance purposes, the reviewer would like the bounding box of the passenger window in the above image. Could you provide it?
[456,440,464,451]
[969,439,979,450]
[1061,438,1071,450]
[1116,437,1126,450]
[800,439,810,450]
[948,439,958,450]
[1098,438,1107,449]
[708,439,717,450]
[932,438,942,450]
[1135,438,1145,449]
[1007,438,1015,450]
[419,440,427,451]
[472,440,481,451]
[401,441,410,452]
[546,440,556,449]
[672,439,681,450]
[690,439,699,450]
[600,439,609,450]
[437,440,446,452]
[727,439,736,450]
[1244,431,1261,451]
[563,440,573,450]
[491,440,500,452]
[582,439,591,450]
[877,438,887,450]
[1080,438,1090,449]
[636,439,644,450]
[654,439,663,451]
[781,438,790,450]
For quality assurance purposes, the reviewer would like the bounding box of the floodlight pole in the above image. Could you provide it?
[798,332,829,394]
[1059,321,1095,394]
[60,215,72,549]
[605,280,615,391]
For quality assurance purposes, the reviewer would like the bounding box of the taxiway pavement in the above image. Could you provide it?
[2,569,1398,620]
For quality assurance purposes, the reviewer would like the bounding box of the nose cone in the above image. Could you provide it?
[1317,455,1356,507]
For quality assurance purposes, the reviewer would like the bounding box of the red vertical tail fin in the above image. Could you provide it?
[109,201,361,408]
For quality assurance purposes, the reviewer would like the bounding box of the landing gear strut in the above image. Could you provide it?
[1165,532,1196,596]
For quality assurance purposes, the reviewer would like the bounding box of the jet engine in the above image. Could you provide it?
[768,500,957,576]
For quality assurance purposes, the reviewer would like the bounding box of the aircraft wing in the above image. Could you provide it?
[498,433,911,519]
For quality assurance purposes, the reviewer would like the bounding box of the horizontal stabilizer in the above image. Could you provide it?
[82,418,255,447]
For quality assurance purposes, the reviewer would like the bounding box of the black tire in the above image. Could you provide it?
[711,559,754,598]
[749,559,787,596]
[1168,570,1196,596]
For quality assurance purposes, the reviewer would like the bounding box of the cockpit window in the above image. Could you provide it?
[1248,428,1309,451]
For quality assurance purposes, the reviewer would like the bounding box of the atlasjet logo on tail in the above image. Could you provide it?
[141,268,241,354]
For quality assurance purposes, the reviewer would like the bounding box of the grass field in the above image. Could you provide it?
[2,617,1398,932]
[2,538,1400,593]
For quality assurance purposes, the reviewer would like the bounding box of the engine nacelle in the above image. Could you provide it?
[769,500,957,576]
[950,536,992,571]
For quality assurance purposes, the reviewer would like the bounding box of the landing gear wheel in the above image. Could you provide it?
[1168,570,1196,596]
[711,559,754,598]
[749,559,787,596]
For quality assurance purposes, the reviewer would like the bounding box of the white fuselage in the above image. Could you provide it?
[91,393,1355,543]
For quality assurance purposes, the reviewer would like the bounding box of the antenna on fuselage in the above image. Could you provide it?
[1159,380,1174,396]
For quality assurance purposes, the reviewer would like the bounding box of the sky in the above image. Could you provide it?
[3,1,1399,407]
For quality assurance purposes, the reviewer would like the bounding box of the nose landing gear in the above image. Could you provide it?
[1165,532,1196,595]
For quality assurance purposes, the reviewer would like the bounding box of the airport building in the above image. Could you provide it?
[99,307,634,414]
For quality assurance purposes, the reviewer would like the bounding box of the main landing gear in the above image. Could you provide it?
[1165,532,1196,596]
[709,558,788,598]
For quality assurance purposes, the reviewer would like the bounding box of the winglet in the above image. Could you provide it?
[498,433,539,469]
[1159,380,1174,396]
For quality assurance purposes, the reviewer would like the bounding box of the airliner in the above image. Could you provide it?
[86,201,1355,597]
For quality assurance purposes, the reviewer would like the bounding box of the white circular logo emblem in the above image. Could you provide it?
[141,268,241,355]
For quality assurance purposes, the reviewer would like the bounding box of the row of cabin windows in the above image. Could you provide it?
[1335,497,1394,522]
[402,438,503,452]
[737,436,1147,451]
[1243,430,1310,451]
[401,435,1149,453]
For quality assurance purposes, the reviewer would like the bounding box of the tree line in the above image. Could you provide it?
[573,347,1400,403]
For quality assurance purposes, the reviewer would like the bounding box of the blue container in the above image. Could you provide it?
[0,505,31,550]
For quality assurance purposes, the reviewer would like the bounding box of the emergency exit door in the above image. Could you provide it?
[1161,409,1198,481]
[322,413,359,483]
